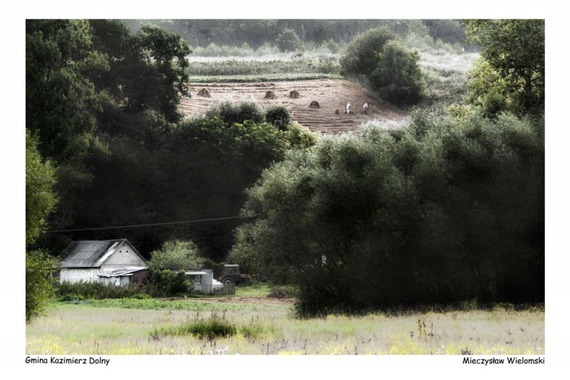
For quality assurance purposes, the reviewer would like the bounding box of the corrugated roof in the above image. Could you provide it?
[60,239,127,268]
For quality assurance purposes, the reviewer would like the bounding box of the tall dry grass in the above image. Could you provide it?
[26,301,544,355]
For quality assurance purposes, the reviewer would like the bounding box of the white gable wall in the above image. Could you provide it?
[100,241,146,270]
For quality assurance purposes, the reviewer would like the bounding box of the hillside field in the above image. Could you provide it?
[179,79,407,135]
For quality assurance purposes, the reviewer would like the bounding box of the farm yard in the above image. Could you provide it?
[26,294,544,355]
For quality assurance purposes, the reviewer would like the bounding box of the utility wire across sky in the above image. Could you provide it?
[46,215,245,233]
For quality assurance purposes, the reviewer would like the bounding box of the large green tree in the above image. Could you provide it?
[26,131,57,245]
[148,240,204,271]
[340,27,424,107]
[26,130,59,322]
[26,19,108,162]
[27,20,192,239]
[136,24,191,122]
[465,20,544,116]
[369,40,424,106]
[339,26,396,77]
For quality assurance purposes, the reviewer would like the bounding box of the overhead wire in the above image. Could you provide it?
[46,215,245,233]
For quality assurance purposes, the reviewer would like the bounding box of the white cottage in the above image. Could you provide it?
[59,239,148,286]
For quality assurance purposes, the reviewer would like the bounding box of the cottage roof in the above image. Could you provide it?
[60,239,146,268]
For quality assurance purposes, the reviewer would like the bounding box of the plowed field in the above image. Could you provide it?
[179,79,407,135]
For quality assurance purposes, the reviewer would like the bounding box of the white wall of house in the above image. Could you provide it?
[60,268,100,283]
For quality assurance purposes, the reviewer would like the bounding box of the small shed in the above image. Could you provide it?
[185,269,223,294]
[59,239,148,286]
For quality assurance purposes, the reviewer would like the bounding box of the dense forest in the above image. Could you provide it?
[26,19,544,320]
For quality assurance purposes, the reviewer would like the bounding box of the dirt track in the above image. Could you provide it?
[179,79,406,135]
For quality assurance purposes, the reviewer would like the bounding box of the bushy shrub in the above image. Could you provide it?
[316,56,342,75]
[154,317,237,340]
[283,122,317,149]
[56,281,149,300]
[339,26,396,77]
[467,59,510,118]
[152,316,272,341]
[26,250,58,322]
[340,28,423,107]
[276,29,302,52]
[265,105,291,131]
[147,269,188,297]
[369,41,424,106]
[148,240,204,271]
[206,101,265,126]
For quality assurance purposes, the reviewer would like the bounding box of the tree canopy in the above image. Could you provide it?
[340,27,424,107]
[230,113,544,315]
[26,130,59,322]
[148,240,204,271]
[26,131,57,246]
[465,20,544,116]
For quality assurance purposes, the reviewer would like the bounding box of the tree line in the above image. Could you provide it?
[124,19,467,51]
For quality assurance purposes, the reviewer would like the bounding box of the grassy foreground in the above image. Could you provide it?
[26,295,543,355]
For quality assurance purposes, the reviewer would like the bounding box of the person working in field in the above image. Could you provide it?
[346,101,352,114]
[363,101,369,114]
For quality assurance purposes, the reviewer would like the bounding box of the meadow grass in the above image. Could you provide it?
[26,299,544,356]
[418,50,479,105]
[235,283,273,297]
